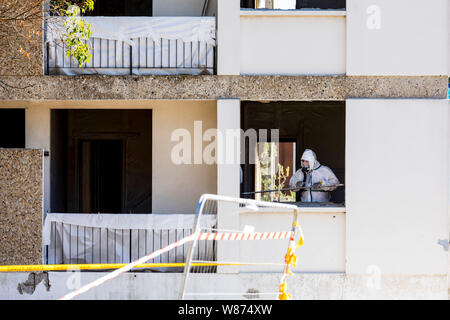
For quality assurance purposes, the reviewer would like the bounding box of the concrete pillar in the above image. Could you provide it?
[217,99,241,272]
[217,0,240,75]
[25,104,50,215]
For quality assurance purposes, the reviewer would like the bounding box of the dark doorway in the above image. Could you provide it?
[79,140,123,213]
[0,109,25,148]
[51,109,152,213]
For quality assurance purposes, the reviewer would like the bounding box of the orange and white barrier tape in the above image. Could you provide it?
[59,230,293,300]
[278,221,304,300]
[197,231,294,241]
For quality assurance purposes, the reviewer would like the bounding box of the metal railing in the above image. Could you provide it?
[179,194,300,299]
[45,222,217,272]
[45,37,215,76]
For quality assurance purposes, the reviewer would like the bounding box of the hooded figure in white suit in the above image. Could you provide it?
[289,149,339,202]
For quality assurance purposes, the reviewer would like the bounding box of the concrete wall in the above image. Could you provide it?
[347,0,448,75]
[0,1,42,76]
[448,3,450,76]
[346,99,449,275]
[240,11,346,75]
[0,100,217,215]
[217,0,241,75]
[0,149,43,265]
[238,209,346,273]
[152,100,217,213]
[0,272,446,300]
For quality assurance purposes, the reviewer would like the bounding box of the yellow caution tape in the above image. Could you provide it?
[291,222,304,249]
[284,248,297,268]
[278,223,304,300]
[296,236,304,249]
[278,282,291,300]
[278,291,292,300]
[0,262,247,273]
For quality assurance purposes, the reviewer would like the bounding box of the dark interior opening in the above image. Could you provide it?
[84,0,153,16]
[241,101,345,205]
[296,0,345,9]
[51,109,152,213]
[0,109,25,148]
[50,0,153,16]
[241,0,255,8]
[79,139,123,213]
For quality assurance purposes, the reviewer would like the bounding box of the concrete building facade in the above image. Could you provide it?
[0,0,448,299]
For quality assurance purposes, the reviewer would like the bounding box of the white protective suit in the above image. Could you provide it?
[289,149,340,202]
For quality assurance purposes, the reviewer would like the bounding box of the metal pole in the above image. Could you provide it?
[46,42,50,75]
[202,0,210,16]
[130,45,133,75]
[178,196,209,300]
[178,194,301,300]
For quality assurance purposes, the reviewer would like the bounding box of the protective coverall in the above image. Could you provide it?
[289,149,339,202]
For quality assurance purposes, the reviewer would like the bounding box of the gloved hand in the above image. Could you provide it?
[312,182,323,189]
[295,181,304,188]
[313,182,338,192]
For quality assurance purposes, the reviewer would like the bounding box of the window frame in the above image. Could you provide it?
[253,139,298,202]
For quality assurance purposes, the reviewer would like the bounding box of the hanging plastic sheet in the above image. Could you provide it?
[46,17,216,75]
[43,213,217,272]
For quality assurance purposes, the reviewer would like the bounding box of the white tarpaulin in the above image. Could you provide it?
[46,17,215,75]
[44,213,217,271]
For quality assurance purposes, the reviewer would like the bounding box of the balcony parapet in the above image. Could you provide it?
[45,17,216,76]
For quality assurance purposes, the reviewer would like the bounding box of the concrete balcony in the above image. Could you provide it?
[45,17,216,76]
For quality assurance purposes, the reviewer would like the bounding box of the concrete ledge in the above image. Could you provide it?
[238,206,345,214]
[0,272,446,300]
[0,75,447,101]
[240,9,347,17]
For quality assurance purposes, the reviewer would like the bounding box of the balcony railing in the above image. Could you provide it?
[43,213,217,273]
[45,17,216,76]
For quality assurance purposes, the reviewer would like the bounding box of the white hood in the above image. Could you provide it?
[301,149,320,171]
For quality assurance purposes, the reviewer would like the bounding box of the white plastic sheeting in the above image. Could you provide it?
[44,214,217,272]
[46,17,216,75]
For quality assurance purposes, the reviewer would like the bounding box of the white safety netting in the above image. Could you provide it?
[43,213,216,272]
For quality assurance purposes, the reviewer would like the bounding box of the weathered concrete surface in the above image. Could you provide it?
[0,272,446,300]
[0,75,447,101]
[16,272,50,295]
[0,2,43,76]
[0,149,43,265]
